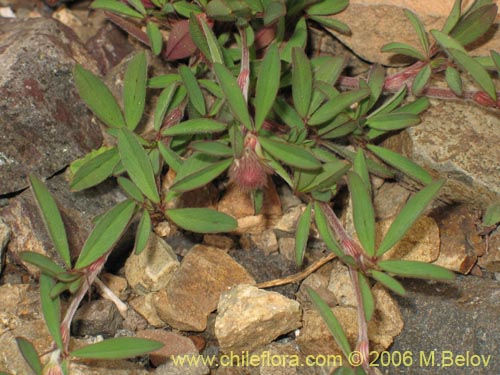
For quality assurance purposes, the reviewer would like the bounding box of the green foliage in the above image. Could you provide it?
[70,337,164,359]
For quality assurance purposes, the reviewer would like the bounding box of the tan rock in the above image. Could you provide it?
[203,234,234,250]
[137,330,199,367]
[100,273,128,300]
[274,205,306,235]
[125,232,179,294]
[240,229,279,254]
[373,182,411,220]
[154,245,255,331]
[327,260,357,307]
[278,237,296,263]
[215,284,302,353]
[478,228,500,272]
[129,294,166,327]
[297,272,337,307]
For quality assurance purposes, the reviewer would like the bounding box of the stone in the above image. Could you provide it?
[0,17,102,195]
[373,182,411,220]
[377,216,440,263]
[154,245,255,331]
[70,360,149,375]
[129,294,166,327]
[215,284,302,354]
[100,273,128,300]
[278,237,296,263]
[72,299,124,337]
[137,330,199,367]
[274,205,306,235]
[387,276,500,375]
[478,228,500,272]
[155,361,210,375]
[125,232,180,294]
[0,218,10,274]
[240,229,279,255]
[296,271,337,308]
[327,260,357,307]
[0,283,41,336]
[382,99,500,210]
[433,205,484,273]
[325,0,500,66]
[203,234,234,250]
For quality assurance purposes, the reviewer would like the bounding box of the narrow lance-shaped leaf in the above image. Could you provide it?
[162,118,226,136]
[353,149,371,195]
[214,63,253,130]
[135,210,151,255]
[309,16,350,34]
[20,251,66,278]
[127,0,146,15]
[179,65,206,116]
[74,64,125,128]
[367,144,433,185]
[450,4,498,46]
[171,158,233,192]
[306,287,352,357]
[40,274,63,350]
[445,66,463,96]
[189,13,211,62]
[258,137,321,170]
[191,141,233,157]
[295,203,312,266]
[483,202,500,226]
[147,21,163,55]
[442,0,462,34]
[118,128,160,203]
[29,176,71,268]
[255,44,281,130]
[71,337,164,359]
[158,142,182,172]
[404,9,429,56]
[200,16,224,64]
[377,179,444,256]
[378,260,455,280]
[117,177,144,202]
[430,29,466,52]
[491,50,500,73]
[380,42,426,61]
[313,202,344,258]
[412,64,432,96]
[358,272,375,321]
[15,337,42,375]
[166,208,238,233]
[366,112,420,131]
[369,270,406,296]
[90,0,144,18]
[292,47,313,118]
[123,51,147,130]
[306,0,349,15]
[75,199,136,269]
[347,172,375,256]
[70,148,120,192]
[154,84,178,131]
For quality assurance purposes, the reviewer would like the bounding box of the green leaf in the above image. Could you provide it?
[309,16,351,34]
[280,17,307,63]
[173,1,202,17]
[127,0,146,15]
[301,160,350,193]
[191,141,233,157]
[333,367,356,375]
[307,0,349,15]
[292,48,313,118]
[263,0,286,25]
[200,16,224,64]
[148,74,181,89]
[377,179,444,256]
[158,142,183,172]
[369,270,406,296]
[189,13,211,61]
[358,272,374,321]
[450,4,498,46]
[367,144,433,185]
[447,48,497,101]
[214,63,252,130]
[179,65,206,116]
[295,203,312,266]
[347,172,375,256]
[75,200,136,269]
[367,112,420,131]
[70,148,120,191]
[404,9,429,56]
[20,251,66,277]
[255,44,281,130]
[369,86,407,117]
[117,177,144,202]
[147,21,163,55]
[258,137,321,170]
[412,64,432,95]
[15,337,42,375]
[40,274,63,350]
[380,42,426,60]
[118,128,160,203]
[314,202,344,258]
[73,65,125,128]
[306,287,352,357]
[366,64,385,109]
[308,89,371,126]
[163,118,226,136]
[492,50,500,73]
[171,158,232,192]
[29,176,71,268]
[378,260,455,280]
[252,189,264,214]
[166,208,238,233]
[71,337,163,359]
[483,202,500,226]
[446,66,463,96]
[353,149,371,194]
[154,84,178,131]
[123,52,147,130]
[273,97,305,129]
[430,29,467,52]
[135,210,151,255]
[442,0,462,34]
[90,0,144,18]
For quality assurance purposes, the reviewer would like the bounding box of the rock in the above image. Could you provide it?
[137,330,199,367]
[154,245,256,331]
[277,185,303,212]
[387,276,500,375]
[0,283,41,336]
[240,229,279,255]
[0,17,102,195]
[100,273,128,300]
[70,360,149,375]
[72,299,124,337]
[129,294,166,328]
[125,232,180,294]
[382,100,500,210]
[274,205,306,235]
[155,361,210,375]
[215,284,302,354]
[325,0,500,65]
[327,260,357,307]
[433,205,484,274]
[0,218,10,274]
[296,271,337,308]
[377,216,440,263]
[278,237,296,263]
[478,228,500,272]
[203,234,234,250]
[373,182,411,220]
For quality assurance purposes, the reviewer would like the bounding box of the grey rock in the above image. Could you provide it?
[155,361,210,375]
[70,360,149,375]
[0,218,10,274]
[215,284,302,354]
[478,228,500,272]
[0,17,102,194]
[386,276,500,375]
[72,299,124,337]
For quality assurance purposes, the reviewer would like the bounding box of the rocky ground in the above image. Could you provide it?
[0,1,500,374]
